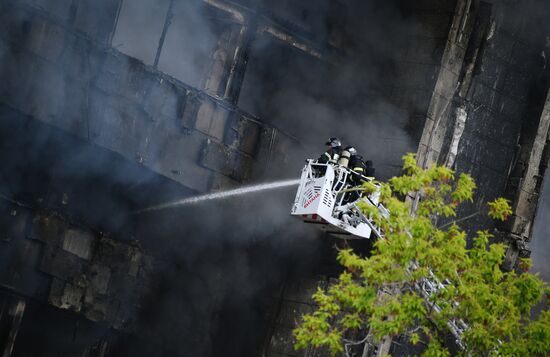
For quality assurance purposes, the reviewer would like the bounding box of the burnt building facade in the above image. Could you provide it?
[0,0,548,356]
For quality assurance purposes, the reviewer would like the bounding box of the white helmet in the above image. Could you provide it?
[345,146,357,155]
[325,137,342,148]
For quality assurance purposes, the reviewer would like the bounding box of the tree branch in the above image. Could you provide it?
[343,332,371,357]
[438,210,480,229]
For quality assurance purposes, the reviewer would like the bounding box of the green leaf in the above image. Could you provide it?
[487,198,513,221]
[292,153,548,355]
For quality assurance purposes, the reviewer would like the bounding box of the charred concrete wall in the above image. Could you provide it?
[401,0,550,353]
[0,0,548,356]
[0,0,302,354]
[0,0,284,194]
[417,0,550,269]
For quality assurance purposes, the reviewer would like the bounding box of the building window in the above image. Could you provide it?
[112,0,240,92]
[111,0,171,66]
[157,1,223,88]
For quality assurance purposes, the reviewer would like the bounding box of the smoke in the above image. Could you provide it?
[112,0,173,65]
[239,0,420,179]
[129,182,327,356]
[0,0,438,356]
[118,1,423,355]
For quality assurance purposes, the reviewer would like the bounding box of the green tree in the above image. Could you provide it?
[293,154,550,356]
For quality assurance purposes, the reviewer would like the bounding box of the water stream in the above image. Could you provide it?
[135,179,300,213]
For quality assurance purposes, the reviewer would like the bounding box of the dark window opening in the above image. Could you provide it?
[112,0,240,93]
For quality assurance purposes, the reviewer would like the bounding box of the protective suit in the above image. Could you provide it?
[348,152,367,186]
[318,137,342,164]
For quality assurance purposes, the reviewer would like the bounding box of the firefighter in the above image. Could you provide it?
[318,137,342,164]
[338,146,362,203]
[348,148,367,186]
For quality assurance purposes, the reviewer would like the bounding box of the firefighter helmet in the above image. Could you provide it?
[325,137,342,148]
[345,146,357,155]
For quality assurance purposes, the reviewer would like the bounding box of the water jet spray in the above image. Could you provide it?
[134,179,300,214]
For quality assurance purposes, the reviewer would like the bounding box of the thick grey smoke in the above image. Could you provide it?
[119,1,423,354]
[0,0,436,356]
[239,1,419,179]
[130,187,326,356]
[113,0,419,180]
